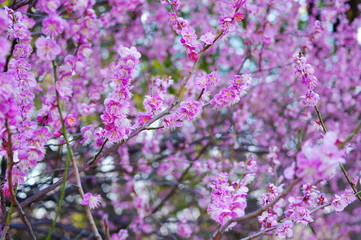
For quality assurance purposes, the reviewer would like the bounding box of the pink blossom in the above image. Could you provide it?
[163,113,183,129]
[82,192,102,209]
[234,12,245,22]
[207,71,221,87]
[65,114,77,127]
[230,73,251,92]
[42,15,65,37]
[143,94,162,112]
[200,32,215,45]
[342,189,356,205]
[37,0,61,14]
[13,44,33,59]
[181,27,197,46]
[137,113,153,125]
[332,194,347,212]
[276,220,293,238]
[80,125,94,145]
[178,97,202,121]
[296,131,345,182]
[208,172,249,227]
[211,87,240,109]
[35,36,61,61]
[13,23,30,39]
[301,91,320,107]
[287,206,313,225]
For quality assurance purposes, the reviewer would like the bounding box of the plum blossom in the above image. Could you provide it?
[296,131,345,182]
[35,36,61,61]
[207,170,252,227]
[200,31,215,44]
[276,220,294,238]
[301,91,320,107]
[163,113,183,129]
[82,193,102,209]
[178,97,202,121]
[42,15,65,37]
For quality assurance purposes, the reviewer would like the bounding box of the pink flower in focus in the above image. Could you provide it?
[137,113,152,126]
[178,97,202,121]
[342,189,356,204]
[13,44,33,59]
[42,15,65,37]
[143,94,162,112]
[13,23,30,39]
[65,114,77,127]
[35,36,61,61]
[207,71,221,87]
[301,91,320,107]
[287,206,313,225]
[82,192,102,209]
[234,12,244,22]
[332,194,347,212]
[211,87,240,109]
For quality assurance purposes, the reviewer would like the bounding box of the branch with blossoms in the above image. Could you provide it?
[1,0,361,239]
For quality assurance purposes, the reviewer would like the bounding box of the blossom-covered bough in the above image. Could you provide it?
[1,0,361,239]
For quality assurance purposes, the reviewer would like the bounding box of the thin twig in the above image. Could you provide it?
[339,121,361,149]
[314,106,327,133]
[52,61,103,240]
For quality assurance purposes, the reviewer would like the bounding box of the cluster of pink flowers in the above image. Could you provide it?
[195,71,221,89]
[208,157,256,227]
[296,131,345,183]
[257,184,283,231]
[332,189,356,212]
[207,172,249,227]
[293,54,320,107]
[164,3,202,61]
[0,10,53,197]
[211,73,251,108]
[177,97,202,121]
[1,0,361,239]
[163,97,202,129]
[101,46,141,142]
[219,11,245,33]
[180,26,201,61]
